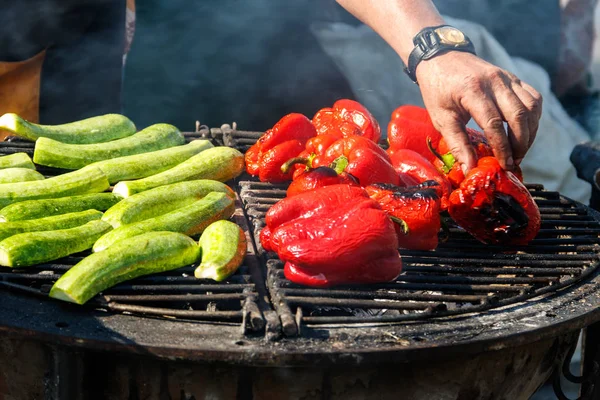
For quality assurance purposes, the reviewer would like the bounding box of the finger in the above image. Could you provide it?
[511,85,537,148]
[463,97,514,170]
[493,85,530,165]
[435,115,478,172]
[518,82,543,148]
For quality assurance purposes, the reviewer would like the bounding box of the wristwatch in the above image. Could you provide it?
[404,25,476,84]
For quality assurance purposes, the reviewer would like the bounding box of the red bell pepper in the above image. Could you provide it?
[312,99,381,143]
[448,157,541,245]
[286,166,358,197]
[388,149,452,209]
[245,113,317,182]
[387,105,442,163]
[262,184,402,287]
[289,133,343,180]
[366,182,441,250]
[313,136,400,187]
[428,128,495,188]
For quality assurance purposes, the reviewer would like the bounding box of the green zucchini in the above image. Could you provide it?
[195,220,246,281]
[93,191,234,252]
[33,123,185,169]
[0,153,35,170]
[112,146,244,197]
[89,139,213,184]
[0,210,103,241]
[102,180,235,228]
[50,231,200,305]
[0,220,112,267]
[0,168,44,183]
[0,193,122,221]
[0,165,110,208]
[0,113,136,144]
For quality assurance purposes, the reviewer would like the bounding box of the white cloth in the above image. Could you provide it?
[310,17,591,204]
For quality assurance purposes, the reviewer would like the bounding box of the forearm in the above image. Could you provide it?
[335,0,445,63]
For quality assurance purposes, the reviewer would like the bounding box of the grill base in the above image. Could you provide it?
[0,332,577,399]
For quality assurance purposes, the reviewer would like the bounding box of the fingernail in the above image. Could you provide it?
[514,157,523,166]
[506,156,514,169]
[461,164,468,176]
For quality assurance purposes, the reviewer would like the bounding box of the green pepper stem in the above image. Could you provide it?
[389,216,410,235]
[330,156,349,175]
[281,157,311,174]
[426,137,455,174]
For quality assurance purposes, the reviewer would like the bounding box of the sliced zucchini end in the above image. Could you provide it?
[112,182,133,198]
[0,113,20,133]
[194,263,222,281]
[0,248,12,267]
[49,287,82,304]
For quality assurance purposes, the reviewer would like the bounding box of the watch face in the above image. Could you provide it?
[435,26,468,46]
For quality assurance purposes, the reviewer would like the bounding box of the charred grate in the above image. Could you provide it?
[0,128,269,334]
[239,180,600,336]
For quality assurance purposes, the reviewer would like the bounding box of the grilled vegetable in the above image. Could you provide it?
[262,184,402,287]
[102,180,234,228]
[0,166,110,208]
[0,220,112,267]
[49,231,200,305]
[0,210,103,241]
[0,113,136,144]
[89,139,213,184]
[448,157,541,245]
[33,123,185,169]
[366,182,442,251]
[245,113,317,182]
[93,191,235,252]
[0,193,122,221]
[0,168,44,183]
[113,146,244,197]
[195,220,246,281]
[0,153,35,170]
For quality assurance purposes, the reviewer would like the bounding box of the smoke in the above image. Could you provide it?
[122,0,356,132]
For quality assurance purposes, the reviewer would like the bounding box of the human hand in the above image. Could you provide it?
[415,51,542,173]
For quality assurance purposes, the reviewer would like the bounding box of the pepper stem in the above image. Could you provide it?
[426,137,455,174]
[330,156,349,175]
[389,216,410,235]
[281,157,311,174]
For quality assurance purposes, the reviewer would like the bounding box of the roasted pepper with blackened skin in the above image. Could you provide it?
[262,184,402,287]
[366,181,442,250]
[448,157,540,245]
[244,113,316,182]
[285,166,358,197]
[389,148,452,209]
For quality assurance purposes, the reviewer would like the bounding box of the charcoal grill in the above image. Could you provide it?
[0,126,598,399]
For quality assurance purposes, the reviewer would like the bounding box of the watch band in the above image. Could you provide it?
[404,25,476,84]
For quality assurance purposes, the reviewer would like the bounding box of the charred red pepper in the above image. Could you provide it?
[388,149,452,209]
[312,99,381,143]
[448,157,540,245]
[313,136,400,187]
[387,105,442,163]
[262,184,402,287]
[366,182,441,250]
[286,166,358,197]
[245,113,317,182]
